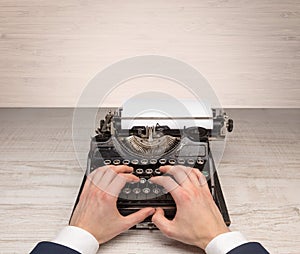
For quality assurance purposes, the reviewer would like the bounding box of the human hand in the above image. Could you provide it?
[150,165,229,249]
[70,165,155,244]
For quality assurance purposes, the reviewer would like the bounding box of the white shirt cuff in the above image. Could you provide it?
[205,231,248,254]
[52,226,99,254]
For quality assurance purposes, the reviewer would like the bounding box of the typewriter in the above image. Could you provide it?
[71,105,233,229]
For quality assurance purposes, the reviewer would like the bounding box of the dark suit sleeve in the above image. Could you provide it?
[30,241,80,254]
[227,242,269,254]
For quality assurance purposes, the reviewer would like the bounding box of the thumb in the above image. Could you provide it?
[124,207,155,227]
[152,208,173,235]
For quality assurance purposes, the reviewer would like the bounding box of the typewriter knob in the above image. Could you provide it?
[226,119,234,132]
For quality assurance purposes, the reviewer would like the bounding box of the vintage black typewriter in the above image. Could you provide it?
[71,106,233,229]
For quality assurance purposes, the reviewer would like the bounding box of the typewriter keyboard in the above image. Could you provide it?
[91,157,208,202]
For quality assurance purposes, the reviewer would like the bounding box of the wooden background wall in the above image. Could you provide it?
[0,0,299,108]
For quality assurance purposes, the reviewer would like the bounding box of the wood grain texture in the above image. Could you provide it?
[0,1,299,108]
[0,108,299,253]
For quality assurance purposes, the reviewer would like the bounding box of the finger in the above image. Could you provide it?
[150,176,182,203]
[159,165,192,189]
[92,167,118,191]
[99,166,136,191]
[89,165,133,180]
[106,165,134,174]
[187,168,204,187]
[87,168,106,186]
[198,172,211,195]
[105,173,139,197]
[190,170,211,197]
[198,171,208,186]
[123,207,155,228]
[152,208,174,236]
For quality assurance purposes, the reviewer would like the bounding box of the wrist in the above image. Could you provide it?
[196,227,230,249]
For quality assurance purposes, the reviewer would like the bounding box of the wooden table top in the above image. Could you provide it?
[0,108,299,254]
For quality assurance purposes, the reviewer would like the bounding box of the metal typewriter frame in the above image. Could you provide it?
[71,108,233,229]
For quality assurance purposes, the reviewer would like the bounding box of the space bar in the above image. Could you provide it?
[117,202,175,207]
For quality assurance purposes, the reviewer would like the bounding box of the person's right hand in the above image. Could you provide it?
[150,165,229,250]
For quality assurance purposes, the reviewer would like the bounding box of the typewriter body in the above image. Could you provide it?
[72,106,233,229]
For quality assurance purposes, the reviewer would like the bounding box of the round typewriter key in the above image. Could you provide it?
[154,168,161,174]
[104,160,111,165]
[197,158,204,164]
[135,168,143,174]
[159,158,166,164]
[145,168,153,174]
[187,159,195,165]
[122,159,130,165]
[169,159,176,164]
[113,159,120,165]
[162,188,168,194]
[142,188,151,194]
[150,159,157,164]
[178,158,185,164]
[132,188,141,194]
[131,159,139,165]
[141,159,148,164]
[123,187,131,194]
[140,178,147,184]
[152,187,161,194]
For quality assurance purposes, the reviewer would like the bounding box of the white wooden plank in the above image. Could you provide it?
[0,1,299,107]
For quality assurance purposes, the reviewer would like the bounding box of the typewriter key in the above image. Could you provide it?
[159,158,166,164]
[162,188,168,194]
[104,160,111,165]
[140,178,147,184]
[187,159,195,165]
[150,159,157,164]
[123,187,131,194]
[141,159,148,164]
[131,159,139,165]
[169,159,176,164]
[113,159,121,165]
[132,188,141,194]
[152,187,161,194]
[122,159,130,165]
[197,158,204,164]
[145,168,153,174]
[154,168,161,174]
[177,158,185,164]
[136,168,144,174]
[142,188,151,194]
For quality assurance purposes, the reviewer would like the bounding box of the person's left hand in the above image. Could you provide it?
[70,165,155,244]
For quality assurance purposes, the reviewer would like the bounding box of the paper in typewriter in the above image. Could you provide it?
[120,96,213,130]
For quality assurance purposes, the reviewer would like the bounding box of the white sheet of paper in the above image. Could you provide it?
[121,98,213,129]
